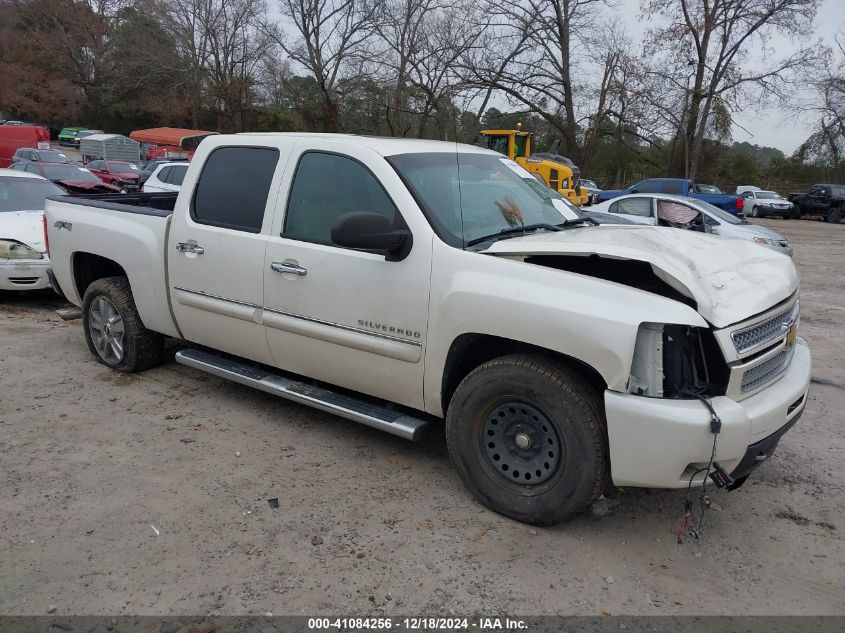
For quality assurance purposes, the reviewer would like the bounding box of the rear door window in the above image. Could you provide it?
[157,167,172,184]
[170,165,188,186]
[192,146,279,233]
[613,198,653,217]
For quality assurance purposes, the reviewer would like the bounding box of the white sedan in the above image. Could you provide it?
[142,162,189,193]
[589,193,793,256]
[0,169,64,290]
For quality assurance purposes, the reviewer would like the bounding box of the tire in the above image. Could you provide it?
[793,208,802,220]
[829,209,842,224]
[750,206,759,218]
[446,354,607,525]
[82,276,164,372]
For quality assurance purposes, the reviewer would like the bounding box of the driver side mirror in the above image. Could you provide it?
[331,212,412,261]
[629,188,639,194]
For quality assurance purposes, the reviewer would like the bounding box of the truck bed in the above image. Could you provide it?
[45,191,180,338]
[47,191,178,217]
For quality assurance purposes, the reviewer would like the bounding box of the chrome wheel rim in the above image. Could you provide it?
[483,402,562,485]
[88,296,125,364]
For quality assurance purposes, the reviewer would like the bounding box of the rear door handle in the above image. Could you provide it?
[176,242,204,254]
[271,261,307,276]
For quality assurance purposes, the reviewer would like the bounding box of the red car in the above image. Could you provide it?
[85,159,141,190]
[10,161,121,194]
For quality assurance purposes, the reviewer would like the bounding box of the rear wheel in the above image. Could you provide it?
[829,209,842,224]
[82,276,164,372]
[446,354,607,525]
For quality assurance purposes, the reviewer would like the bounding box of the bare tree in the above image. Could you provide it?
[462,0,624,168]
[373,0,483,138]
[643,0,824,180]
[269,0,378,131]
[156,0,271,130]
[794,33,844,176]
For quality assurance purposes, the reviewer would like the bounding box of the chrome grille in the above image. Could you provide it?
[731,303,798,354]
[741,346,795,393]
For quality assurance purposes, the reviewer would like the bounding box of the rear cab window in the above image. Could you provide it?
[661,181,685,195]
[191,146,279,233]
[636,179,660,193]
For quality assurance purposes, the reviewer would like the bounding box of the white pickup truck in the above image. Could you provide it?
[45,134,811,525]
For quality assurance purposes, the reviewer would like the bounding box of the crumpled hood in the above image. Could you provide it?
[0,210,46,253]
[56,179,120,193]
[485,225,797,328]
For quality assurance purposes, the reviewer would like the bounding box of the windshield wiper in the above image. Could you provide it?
[466,223,561,247]
[558,216,598,227]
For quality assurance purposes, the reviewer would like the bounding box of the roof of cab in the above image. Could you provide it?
[233,132,494,157]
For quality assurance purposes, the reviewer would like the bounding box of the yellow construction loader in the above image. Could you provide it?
[479,128,589,206]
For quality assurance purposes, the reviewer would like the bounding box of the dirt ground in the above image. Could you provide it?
[1,218,843,616]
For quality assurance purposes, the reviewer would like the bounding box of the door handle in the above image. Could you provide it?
[271,261,307,276]
[176,242,204,254]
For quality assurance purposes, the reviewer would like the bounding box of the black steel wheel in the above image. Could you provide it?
[446,354,608,525]
[483,402,562,485]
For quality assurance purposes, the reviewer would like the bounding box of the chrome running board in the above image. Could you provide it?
[175,348,431,441]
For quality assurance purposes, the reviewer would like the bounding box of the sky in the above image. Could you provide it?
[609,0,845,154]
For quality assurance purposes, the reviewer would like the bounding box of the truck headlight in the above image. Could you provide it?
[629,323,728,398]
[753,237,776,246]
[0,239,44,260]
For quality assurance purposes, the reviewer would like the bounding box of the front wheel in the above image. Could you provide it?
[446,354,608,525]
[829,209,842,224]
[750,206,759,218]
[82,276,164,372]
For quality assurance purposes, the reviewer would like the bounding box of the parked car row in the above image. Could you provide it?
[589,193,792,255]
[596,178,746,214]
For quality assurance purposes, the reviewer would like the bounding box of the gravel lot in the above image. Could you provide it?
[1,219,843,616]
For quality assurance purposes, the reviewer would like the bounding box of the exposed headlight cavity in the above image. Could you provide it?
[629,323,728,398]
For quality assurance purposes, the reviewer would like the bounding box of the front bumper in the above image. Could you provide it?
[763,241,793,257]
[0,259,51,291]
[605,338,810,488]
[757,204,794,217]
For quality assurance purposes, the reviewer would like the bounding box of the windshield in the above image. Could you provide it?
[41,164,100,182]
[38,150,73,163]
[831,186,845,196]
[0,176,64,212]
[389,152,588,247]
[107,162,140,172]
[756,191,782,199]
[694,199,744,224]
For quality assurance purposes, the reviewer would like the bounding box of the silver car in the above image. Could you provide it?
[589,193,793,256]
